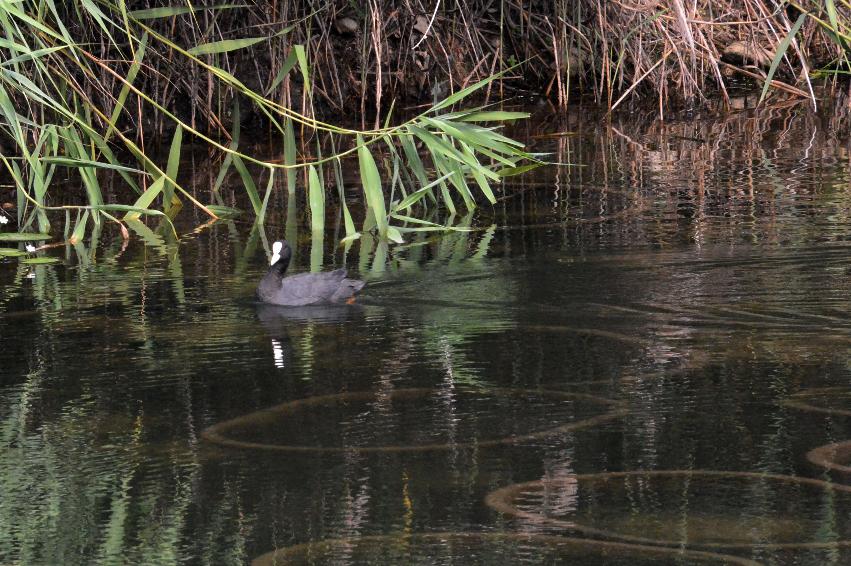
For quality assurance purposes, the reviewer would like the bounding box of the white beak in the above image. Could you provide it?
[270,253,280,266]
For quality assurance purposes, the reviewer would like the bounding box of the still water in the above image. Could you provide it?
[2,96,851,565]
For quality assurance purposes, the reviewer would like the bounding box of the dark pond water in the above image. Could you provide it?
[2,95,851,565]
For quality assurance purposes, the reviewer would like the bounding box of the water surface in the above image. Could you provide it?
[2,96,851,565]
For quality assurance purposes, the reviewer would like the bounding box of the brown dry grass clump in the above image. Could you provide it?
[41,1,851,134]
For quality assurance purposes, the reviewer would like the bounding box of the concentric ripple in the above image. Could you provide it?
[485,471,851,549]
[202,388,624,453]
[780,387,851,417]
[807,440,851,477]
[251,532,761,565]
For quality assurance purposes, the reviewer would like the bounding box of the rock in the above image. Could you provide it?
[335,17,358,35]
[723,40,774,67]
[414,15,430,36]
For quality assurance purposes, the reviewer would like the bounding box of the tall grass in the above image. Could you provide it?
[39,0,841,114]
[1,0,849,252]
[0,0,537,249]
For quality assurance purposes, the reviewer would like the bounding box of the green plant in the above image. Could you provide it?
[0,0,537,247]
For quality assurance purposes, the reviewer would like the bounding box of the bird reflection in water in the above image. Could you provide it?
[255,303,365,370]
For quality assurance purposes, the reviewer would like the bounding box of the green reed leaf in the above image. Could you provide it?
[64,127,104,217]
[435,152,475,210]
[457,111,530,122]
[70,210,89,244]
[189,37,266,56]
[431,73,501,112]
[164,125,182,211]
[460,142,496,204]
[284,117,297,195]
[0,233,52,241]
[105,32,148,142]
[266,46,299,95]
[258,169,275,222]
[393,172,454,212]
[0,249,27,257]
[826,0,840,36]
[125,176,166,220]
[0,46,66,66]
[390,213,446,226]
[21,256,60,264]
[410,125,500,181]
[386,225,404,244]
[308,164,324,231]
[205,205,242,218]
[400,135,431,201]
[294,44,310,96]
[760,13,807,104]
[40,157,143,174]
[232,156,262,215]
[497,163,544,177]
[80,0,119,46]
[129,4,248,19]
[357,134,387,237]
[213,99,241,193]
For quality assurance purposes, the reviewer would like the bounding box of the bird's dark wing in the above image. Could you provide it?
[277,271,347,305]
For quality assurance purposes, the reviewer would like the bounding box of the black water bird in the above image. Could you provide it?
[257,240,365,306]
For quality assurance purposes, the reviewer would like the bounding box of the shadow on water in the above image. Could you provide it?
[4,96,851,564]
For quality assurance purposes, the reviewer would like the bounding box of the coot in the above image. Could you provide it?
[257,240,365,306]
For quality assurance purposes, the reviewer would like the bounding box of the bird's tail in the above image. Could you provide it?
[333,279,365,303]
[346,279,366,293]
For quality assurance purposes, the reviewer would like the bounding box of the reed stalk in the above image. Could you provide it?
[1,0,848,249]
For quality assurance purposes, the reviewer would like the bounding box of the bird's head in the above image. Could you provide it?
[270,240,292,267]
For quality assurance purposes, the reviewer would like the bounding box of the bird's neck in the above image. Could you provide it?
[270,256,290,275]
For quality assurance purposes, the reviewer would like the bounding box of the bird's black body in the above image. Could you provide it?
[256,240,365,306]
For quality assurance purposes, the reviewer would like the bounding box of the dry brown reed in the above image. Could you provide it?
[35,0,851,137]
